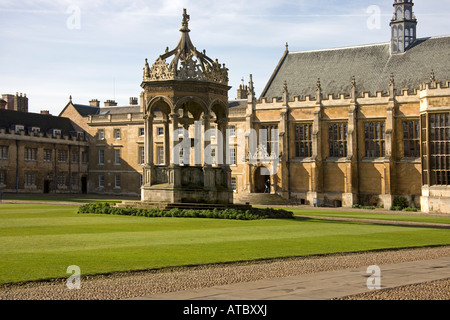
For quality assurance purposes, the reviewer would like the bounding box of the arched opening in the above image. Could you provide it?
[254,166,270,194]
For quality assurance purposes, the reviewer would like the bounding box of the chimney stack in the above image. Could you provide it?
[89,99,100,107]
[237,84,248,100]
[129,97,138,105]
[104,100,118,107]
[40,110,50,115]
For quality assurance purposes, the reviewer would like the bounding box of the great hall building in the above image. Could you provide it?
[2,1,450,213]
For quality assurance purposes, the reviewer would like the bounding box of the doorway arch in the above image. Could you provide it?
[254,166,270,193]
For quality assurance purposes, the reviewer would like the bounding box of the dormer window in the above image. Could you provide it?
[14,125,24,134]
[53,129,62,137]
[31,127,40,136]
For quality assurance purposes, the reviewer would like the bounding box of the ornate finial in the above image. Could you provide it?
[283,80,288,93]
[351,75,356,88]
[285,42,289,51]
[430,70,436,83]
[316,78,321,91]
[390,73,395,86]
[69,95,72,102]
[248,74,255,96]
[180,8,190,32]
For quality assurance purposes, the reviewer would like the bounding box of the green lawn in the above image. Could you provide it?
[0,204,449,285]
[288,208,450,225]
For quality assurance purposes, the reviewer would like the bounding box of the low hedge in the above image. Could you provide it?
[77,203,294,220]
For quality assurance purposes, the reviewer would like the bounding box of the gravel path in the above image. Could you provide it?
[1,246,449,300]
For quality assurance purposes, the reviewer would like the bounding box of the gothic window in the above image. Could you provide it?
[295,124,313,158]
[429,113,450,185]
[328,123,348,158]
[261,125,278,155]
[403,120,420,158]
[364,121,386,158]
[405,8,411,20]
[396,8,403,20]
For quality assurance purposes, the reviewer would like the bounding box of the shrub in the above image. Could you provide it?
[77,203,294,221]
[393,196,409,210]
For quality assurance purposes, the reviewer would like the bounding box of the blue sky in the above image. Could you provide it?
[1,0,449,115]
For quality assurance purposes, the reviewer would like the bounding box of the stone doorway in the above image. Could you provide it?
[254,166,270,193]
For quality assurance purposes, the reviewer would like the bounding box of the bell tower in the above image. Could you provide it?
[390,0,417,54]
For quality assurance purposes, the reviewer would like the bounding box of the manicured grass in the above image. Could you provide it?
[287,208,450,225]
[0,204,449,285]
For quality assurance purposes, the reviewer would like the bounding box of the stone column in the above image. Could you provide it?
[203,114,212,165]
[170,113,179,165]
[143,114,154,186]
[145,114,154,166]
[218,118,228,167]
[164,120,170,166]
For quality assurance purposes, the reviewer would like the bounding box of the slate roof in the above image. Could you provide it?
[261,36,450,100]
[98,106,141,115]
[73,104,100,116]
[0,109,77,135]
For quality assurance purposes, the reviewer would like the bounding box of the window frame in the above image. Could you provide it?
[294,123,313,158]
[364,121,386,158]
[328,122,348,158]
[403,119,420,158]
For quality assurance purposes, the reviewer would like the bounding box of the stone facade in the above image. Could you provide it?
[0,109,89,194]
